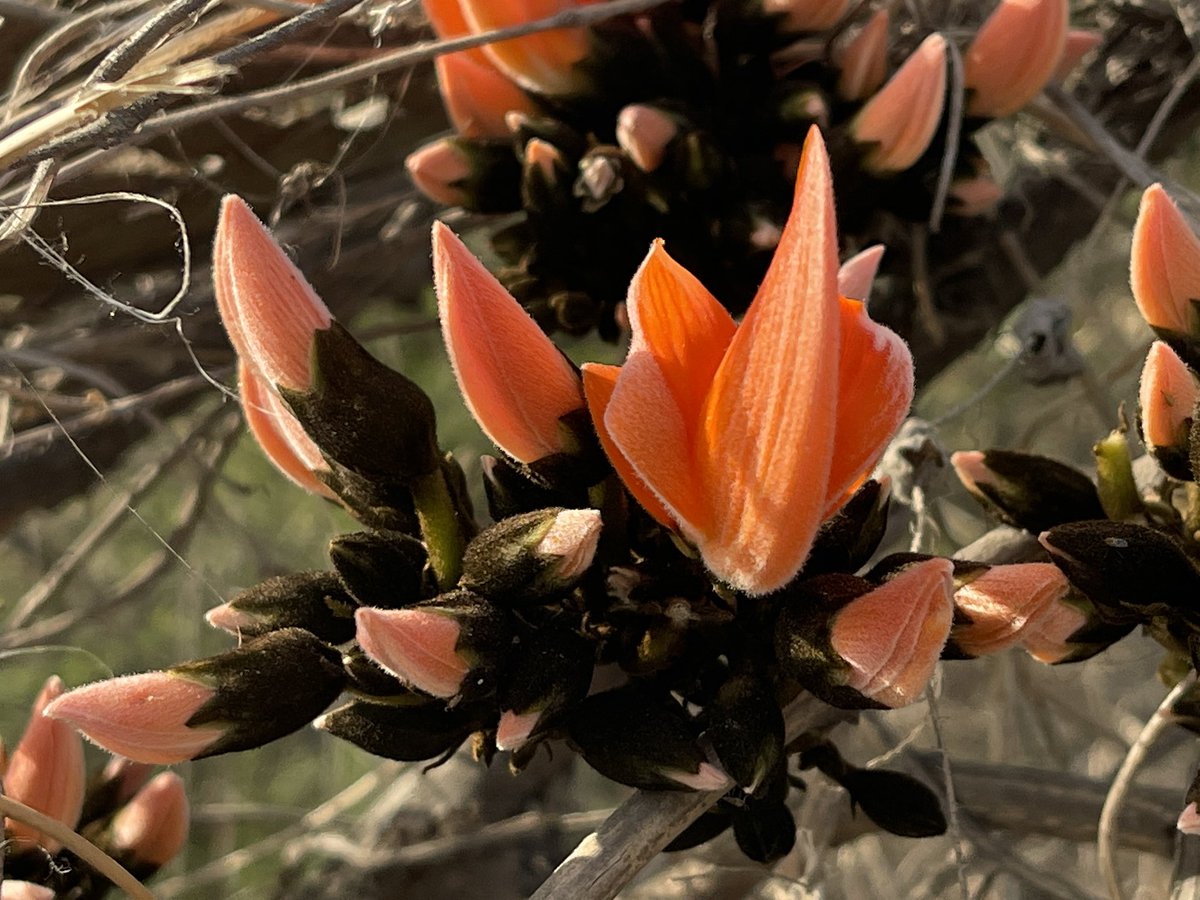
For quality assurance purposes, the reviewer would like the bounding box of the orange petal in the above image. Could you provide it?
[239,362,334,497]
[110,772,190,867]
[214,196,332,392]
[837,244,884,302]
[582,363,676,527]
[1138,340,1200,451]
[951,563,1069,656]
[423,0,469,37]
[964,0,1068,117]
[829,558,954,707]
[836,8,889,100]
[433,221,584,463]
[457,0,590,96]
[1131,184,1200,335]
[823,297,913,515]
[355,607,469,699]
[436,51,536,139]
[406,138,472,207]
[694,127,841,594]
[616,104,679,173]
[764,0,848,31]
[852,33,947,173]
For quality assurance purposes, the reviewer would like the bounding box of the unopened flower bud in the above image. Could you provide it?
[762,0,847,32]
[836,9,889,101]
[405,137,522,212]
[46,629,345,763]
[616,104,679,173]
[4,676,85,852]
[1139,341,1199,481]
[733,797,796,863]
[776,559,954,709]
[328,531,429,608]
[110,772,189,873]
[355,590,513,701]
[951,449,1105,533]
[315,696,481,761]
[496,627,595,752]
[702,672,784,797]
[461,508,601,605]
[0,882,54,900]
[1093,426,1144,518]
[205,571,358,644]
[963,0,1067,117]
[1131,184,1200,344]
[803,479,890,577]
[567,685,731,792]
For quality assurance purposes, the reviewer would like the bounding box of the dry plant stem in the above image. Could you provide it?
[530,692,843,900]
[0,0,674,188]
[0,794,154,900]
[1099,671,1198,900]
[86,0,211,88]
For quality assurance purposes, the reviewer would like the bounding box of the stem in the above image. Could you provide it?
[0,794,154,900]
[411,468,466,591]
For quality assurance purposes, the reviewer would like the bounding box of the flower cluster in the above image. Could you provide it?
[3,677,189,898]
[47,127,1106,863]
[407,0,1095,338]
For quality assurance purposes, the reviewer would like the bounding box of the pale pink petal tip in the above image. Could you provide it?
[355,606,468,699]
[0,882,56,900]
[495,709,541,752]
[1180,802,1200,835]
[663,761,732,792]
[837,245,885,302]
[204,602,257,634]
[43,673,222,765]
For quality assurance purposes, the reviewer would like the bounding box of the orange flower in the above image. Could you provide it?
[583,127,913,594]
[963,0,1068,118]
[1138,340,1199,477]
[456,0,594,96]
[433,221,585,463]
[851,34,947,173]
[1131,184,1200,336]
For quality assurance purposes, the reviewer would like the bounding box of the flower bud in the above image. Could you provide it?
[461,508,601,605]
[355,590,513,701]
[1093,426,1143,518]
[0,883,54,900]
[701,672,784,798]
[762,0,847,32]
[521,138,573,216]
[963,0,1067,118]
[4,676,85,852]
[1130,184,1200,342]
[733,797,796,864]
[328,530,429,608]
[496,626,594,752]
[616,104,679,173]
[405,137,522,212]
[1139,341,1199,481]
[851,34,947,173]
[1039,521,1200,623]
[567,685,731,792]
[434,50,535,140]
[480,455,562,520]
[803,478,890,577]
[315,697,481,761]
[205,571,358,644]
[948,175,1004,217]
[110,772,189,873]
[836,9,889,101]
[776,559,954,709]
[951,449,1105,533]
[46,629,345,763]
[279,322,440,484]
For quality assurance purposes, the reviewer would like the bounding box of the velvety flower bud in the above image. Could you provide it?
[851,34,947,173]
[0,883,54,900]
[355,590,513,701]
[567,685,731,792]
[279,322,440,484]
[110,772,189,872]
[496,627,595,751]
[46,629,345,763]
[315,697,480,761]
[405,137,522,212]
[1040,521,1200,623]
[1179,802,1200,836]
[77,758,154,829]
[4,676,85,852]
[836,9,889,101]
[328,530,429,608]
[701,672,784,797]
[480,455,562,520]
[1139,341,1199,481]
[616,104,679,172]
[762,0,847,32]
[963,0,1067,118]
[776,559,954,709]
[239,361,332,497]
[205,571,358,644]
[803,479,890,577]
[460,507,601,605]
[733,797,796,864]
[1131,184,1200,341]
[951,449,1105,533]
[947,563,1087,661]
[1093,427,1143,519]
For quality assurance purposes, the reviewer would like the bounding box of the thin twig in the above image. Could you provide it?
[929,35,963,234]
[85,0,210,87]
[0,794,154,900]
[1099,672,1198,900]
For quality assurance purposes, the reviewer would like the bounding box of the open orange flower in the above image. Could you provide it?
[583,127,913,594]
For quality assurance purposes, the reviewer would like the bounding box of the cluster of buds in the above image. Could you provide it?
[46,128,1112,863]
[406,0,1096,338]
[3,677,188,898]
